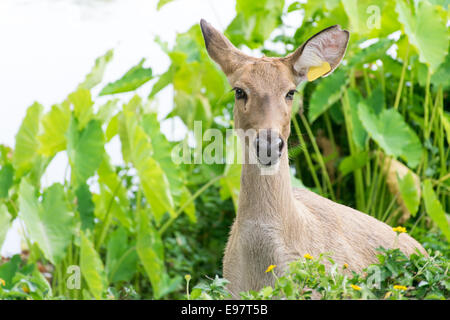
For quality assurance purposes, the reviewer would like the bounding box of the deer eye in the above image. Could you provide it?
[234,87,247,100]
[286,90,297,101]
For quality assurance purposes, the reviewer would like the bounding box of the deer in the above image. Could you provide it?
[199,19,426,299]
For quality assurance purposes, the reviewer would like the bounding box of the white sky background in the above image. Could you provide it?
[0,0,301,256]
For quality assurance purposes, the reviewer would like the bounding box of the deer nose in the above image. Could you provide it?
[254,130,284,166]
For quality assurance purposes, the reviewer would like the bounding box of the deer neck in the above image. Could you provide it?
[237,153,299,224]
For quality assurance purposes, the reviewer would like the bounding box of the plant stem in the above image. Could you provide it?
[300,113,336,200]
[292,116,323,194]
[158,174,224,236]
[394,44,409,110]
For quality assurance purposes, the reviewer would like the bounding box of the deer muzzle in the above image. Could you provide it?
[254,129,284,166]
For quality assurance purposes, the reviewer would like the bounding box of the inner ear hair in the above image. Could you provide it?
[284,25,349,82]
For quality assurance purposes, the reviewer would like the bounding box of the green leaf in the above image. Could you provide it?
[148,65,175,99]
[348,39,395,67]
[100,59,153,96]
[119,101,174,223]
[13,102,43,177]
[0,164,14,199]
[94,183,132,231]
[0,204,12,249]
[342,0,400,38]
[396,0,449,73]
[38,101,71,157]
[78,49,114,90]
[97,156,130,209]
[157,0,175,10]
[67,117,105,185]
[96,99,119,124]
[308,69,348,123]
[358,103,423,168]
[226,0,285,49]
[347,89,368,149]
[141,113,185,206]
[397,171,420,217]
[18,179,75,264]
[68,89,94,130]
[0,255,21,289]
[136,209,166,298]
[441,111,450,145]
[105,113,119,142]
[105,227,137,283]
[338,151,369,177]
[80,232,107,299]
[76,183,95,231]
[422,180,450,242]
[179,187,196,223]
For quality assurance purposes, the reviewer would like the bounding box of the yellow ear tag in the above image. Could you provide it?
[307,61,331,81]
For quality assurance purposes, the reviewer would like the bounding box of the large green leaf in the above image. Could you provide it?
[100,59,152,95]
[358,103,423,168]
[348,39,395,67]
[396,0,449,73]
[93,183,133,231]
[13,102,43,177]
[157,0,175,10]
[78,49,114,90]
[105,227,137,283]
[141,113,185,204]
[68,89,94,130]
[347,89,368,150]
[422,180,450,242]
[76,183,95,231]
[18,179,75,265]
[0,164,14,199]
[0,255,21,289]
[338,151,369,177]
[136,209,165,298]
[179,187,196,223]
[226,0,285,49]
[80,232,107,299]
[97,156,130,209]
[38,101,71,157]
[397,171,420,217]
[148,65,175,99]
[119,100,174,223]
[308,69,348,123]
[66,117,105,185]
[342,0,400,38]
[0,204,12,249]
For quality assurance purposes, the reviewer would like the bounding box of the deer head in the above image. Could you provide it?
[200,19,349,168]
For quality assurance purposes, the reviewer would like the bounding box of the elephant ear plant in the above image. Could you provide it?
[0,0,449,300]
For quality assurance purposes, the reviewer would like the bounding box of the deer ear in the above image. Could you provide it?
[285,25,349,83]
[200,19,250,75]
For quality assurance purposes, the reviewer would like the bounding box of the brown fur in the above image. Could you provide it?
[200,19,426,299]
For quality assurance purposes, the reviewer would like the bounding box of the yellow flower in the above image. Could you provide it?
[22,285,30,293]
[393,285,408,291]
[351,284,361,291]
[343,263,349,269]
[303,253,314,260]
[392,226,407,233]
[0,278,5,287]
[265,265,276,273]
